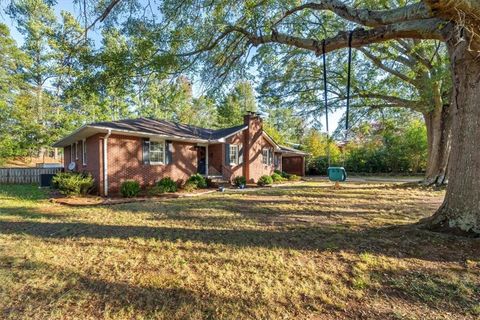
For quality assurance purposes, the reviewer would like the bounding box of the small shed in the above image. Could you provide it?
[279,146,309,176]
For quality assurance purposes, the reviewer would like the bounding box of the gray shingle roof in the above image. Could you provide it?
[90,118,246,140]
[279,145,309,155]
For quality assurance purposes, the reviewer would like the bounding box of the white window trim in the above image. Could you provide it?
[82,138,87,166]
[262,148,273,165]
[75,141,79,160]
[229,144,239,166]
[149,140,166,165]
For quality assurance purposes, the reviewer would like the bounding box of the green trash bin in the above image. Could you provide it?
[327,167,347,182]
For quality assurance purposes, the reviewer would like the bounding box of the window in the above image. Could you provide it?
[262,149,268,165]
[82,139,87,165]
[230,145,239,165]
[150,141,165,164]
[262,148,273,165]
[70,144,74,162]
[75,142,79,160]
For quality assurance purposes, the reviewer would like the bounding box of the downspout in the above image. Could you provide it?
[103,129,111,196]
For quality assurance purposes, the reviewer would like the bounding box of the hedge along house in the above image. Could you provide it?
[53,112,307,196]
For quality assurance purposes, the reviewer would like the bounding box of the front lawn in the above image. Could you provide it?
[0,183,478,319]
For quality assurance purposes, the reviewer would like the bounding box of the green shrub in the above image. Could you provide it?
[271,172,285,183]
[257,175,273,186]
[273,170,284,177]
[120,180,141,198]
[156,177,177,193]
[274,170,291,179]
[183,181,197,192]
[233,176,247,187]
[186,173,207,189]
[52,172,94,196]
[288,174,301,181]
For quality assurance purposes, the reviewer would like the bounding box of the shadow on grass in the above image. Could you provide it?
[0,256,266,319]
[380,268,480,311]
[1,219,478,264]
[139,195,435,229]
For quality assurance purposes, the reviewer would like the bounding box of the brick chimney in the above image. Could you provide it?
[243,112,263,182]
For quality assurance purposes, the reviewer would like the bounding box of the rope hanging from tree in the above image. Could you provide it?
[321,39,330,166]
[345,31,353,142]
[321,31,354,167]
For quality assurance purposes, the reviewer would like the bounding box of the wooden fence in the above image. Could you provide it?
[0,167,62,184]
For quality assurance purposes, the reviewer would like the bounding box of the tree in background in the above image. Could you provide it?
[335,108,428,174]
[6,0,59,157]
[5,0,94,159]
[137,76,217,128]
[0,23,30,162]
[302,129,341,175]
[217,81,257,128]
[260,104,305,146]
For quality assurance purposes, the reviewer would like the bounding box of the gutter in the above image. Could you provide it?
[103,129,111,197]
[89,126,212,144]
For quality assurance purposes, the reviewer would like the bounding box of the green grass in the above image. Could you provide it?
[0,182,479,319]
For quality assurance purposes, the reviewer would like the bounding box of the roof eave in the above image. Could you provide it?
[88,126,212,143]
[214,125,248,141]
[262,131,282,151]
[53,125,215,148]
[52,125,103,148]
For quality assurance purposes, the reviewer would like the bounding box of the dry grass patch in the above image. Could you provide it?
[0,182,479,319]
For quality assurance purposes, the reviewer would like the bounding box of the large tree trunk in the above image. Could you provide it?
[423,102,452,186]
[427,32,480,234]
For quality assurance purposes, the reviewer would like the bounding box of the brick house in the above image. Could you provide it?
[53,112,307,195]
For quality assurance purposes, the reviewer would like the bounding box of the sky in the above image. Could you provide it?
[1,1,343,134]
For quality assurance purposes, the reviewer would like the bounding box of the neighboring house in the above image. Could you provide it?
[53,112,307,195]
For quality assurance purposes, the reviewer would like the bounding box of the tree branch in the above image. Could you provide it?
[353,93,421,107]
[273,0,433,28]
[231,18,446,56]
[358,47,418,86]
[394,40,434,69]
[83,0,122,36]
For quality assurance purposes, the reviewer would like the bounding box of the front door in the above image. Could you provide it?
[197,146,206,175]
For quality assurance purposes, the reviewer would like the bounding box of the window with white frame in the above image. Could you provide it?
[75,142,79,160]
[229,144,239,165]
[150,141,165,164]
[82,139,87,165]
[262,148,273,165]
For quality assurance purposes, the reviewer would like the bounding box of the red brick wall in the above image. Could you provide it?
[241,114,276,183]
[282,156,305,176]
[208,143,223,175]
[63,134,102,193]
[106,134,198,194]
[222,132,245,182]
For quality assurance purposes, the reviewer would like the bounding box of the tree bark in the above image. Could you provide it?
[423,102,452,186]
[426,31,480,234]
